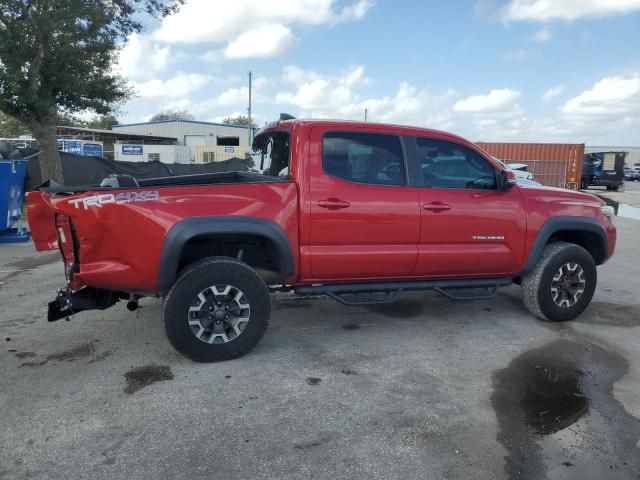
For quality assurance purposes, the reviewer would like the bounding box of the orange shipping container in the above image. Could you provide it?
[476,142,584,190]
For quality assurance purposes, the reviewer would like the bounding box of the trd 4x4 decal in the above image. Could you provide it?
[68,191,159,210]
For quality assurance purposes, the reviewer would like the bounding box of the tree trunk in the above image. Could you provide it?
[31,122,64,184]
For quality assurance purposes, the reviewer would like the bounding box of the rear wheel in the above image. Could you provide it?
[521,242,596,322]
[163,257,271,362]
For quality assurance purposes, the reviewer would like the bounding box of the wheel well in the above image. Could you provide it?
[178,234,283,283]
[547,230,605,264]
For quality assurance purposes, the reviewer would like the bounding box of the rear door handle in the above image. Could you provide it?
[318,198,351,210]
[423,201,451,212]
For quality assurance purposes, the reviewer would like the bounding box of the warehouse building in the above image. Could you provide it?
[112,119,257,164]
[56,125,176,160]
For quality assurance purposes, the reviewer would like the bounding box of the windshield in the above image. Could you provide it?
[252,131,290,179]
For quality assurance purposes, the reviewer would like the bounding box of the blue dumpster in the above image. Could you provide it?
[0,160,30,243]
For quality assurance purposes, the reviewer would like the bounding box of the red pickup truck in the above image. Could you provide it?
[27,117,617,362]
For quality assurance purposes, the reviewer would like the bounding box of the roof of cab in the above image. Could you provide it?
[261,118,473,146]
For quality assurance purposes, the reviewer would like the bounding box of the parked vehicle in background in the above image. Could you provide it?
[624,167,640,182]
[27,117,617,362]
[581,152,626,191]
[492,157,537,183]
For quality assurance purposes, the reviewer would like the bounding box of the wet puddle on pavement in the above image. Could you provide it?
[491,339,640,479]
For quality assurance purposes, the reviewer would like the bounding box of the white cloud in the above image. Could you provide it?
[276,65,455,129]
[530,27,552,42]
[454,89,522,113]
[151,0,373,58]
[132,73,213,98]
[454,89,525,139]
[114,34,172,80]
[501,0,640,22]
[560,74,640,117]
[216,87,249,106]
[276,65,371,116]
[224,24,296,59]
[542,84,565,103]
[120,64,640,145]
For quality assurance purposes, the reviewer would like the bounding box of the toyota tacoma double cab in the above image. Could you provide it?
[27,116,617,362]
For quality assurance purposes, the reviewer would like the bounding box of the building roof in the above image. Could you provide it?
[113,119,258,131]
[56,125,177,143]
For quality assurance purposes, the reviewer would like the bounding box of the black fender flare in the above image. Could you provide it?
[157,217,295,294]
[519,216,608,275]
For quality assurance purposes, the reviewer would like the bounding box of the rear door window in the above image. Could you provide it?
[322,132,406,186]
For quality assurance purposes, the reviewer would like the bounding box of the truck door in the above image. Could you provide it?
[410,136,527,277]
[307,128,420,280]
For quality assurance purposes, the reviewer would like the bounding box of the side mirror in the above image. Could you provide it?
[498,169,517,191]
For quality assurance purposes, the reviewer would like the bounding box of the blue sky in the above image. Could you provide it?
[112,0,640,145]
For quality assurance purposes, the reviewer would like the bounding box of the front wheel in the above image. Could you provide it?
[163,257,271,362]
[521,242,597,322]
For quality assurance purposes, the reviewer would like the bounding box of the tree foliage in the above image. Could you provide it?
[0,111,29,137]
[222,115,256,128]
[86,114,120,130]
[0,0,183,182]
[149,109,195,122]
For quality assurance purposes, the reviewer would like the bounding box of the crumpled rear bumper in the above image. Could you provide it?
[48,288,122,322]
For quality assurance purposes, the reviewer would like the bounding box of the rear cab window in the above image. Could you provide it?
[322,132,406,186]
[252,130,290,179]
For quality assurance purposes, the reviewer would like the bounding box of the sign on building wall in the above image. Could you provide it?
[83,143,103,156]
[224,146,235,153]
[57,140,82,154]
[122,145,143,155]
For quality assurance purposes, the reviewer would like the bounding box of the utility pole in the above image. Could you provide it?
[247,71,253,146]
[364,108,368,122]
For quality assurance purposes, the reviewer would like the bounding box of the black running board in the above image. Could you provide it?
[294,278,512,306]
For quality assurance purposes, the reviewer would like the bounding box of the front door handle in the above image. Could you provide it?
[318,198,351,210]
[423,201,451,212]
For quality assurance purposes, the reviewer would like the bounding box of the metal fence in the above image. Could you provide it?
[504,159,568,188]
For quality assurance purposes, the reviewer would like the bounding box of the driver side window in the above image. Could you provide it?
[416,137,496,190]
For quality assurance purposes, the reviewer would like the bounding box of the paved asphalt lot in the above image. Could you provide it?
[1,185,640,480]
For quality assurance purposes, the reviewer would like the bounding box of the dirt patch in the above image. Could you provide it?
[14,352,36,359]
[87,350,112,364]
[578,302,640,328]
[19,360,48,368]
[342,323,360,330]
[275,299,315,309]
[124,365,174,394]
[7,252,60,270]
[367,299,423,319]
[491,339,640,479]
[293,433,331,450]
[47,343,95,362]
[306,377,321,386]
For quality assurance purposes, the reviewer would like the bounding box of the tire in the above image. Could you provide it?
[521,242,597,322]
[163,257,271,362]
